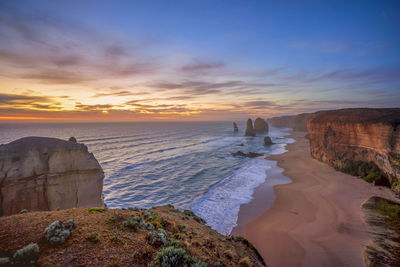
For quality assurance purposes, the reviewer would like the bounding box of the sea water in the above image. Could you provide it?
[0,121,294,234]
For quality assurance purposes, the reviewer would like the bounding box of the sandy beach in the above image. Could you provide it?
[234,131,397,267]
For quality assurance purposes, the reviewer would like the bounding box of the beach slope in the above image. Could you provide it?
[239,132,396,267]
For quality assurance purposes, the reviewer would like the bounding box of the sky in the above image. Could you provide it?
[0,0,399,121]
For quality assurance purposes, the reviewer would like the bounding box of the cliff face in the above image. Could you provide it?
[307,108,400,192]
[267,115,295,128]
[268,113,313,131]
[0,137,104,216]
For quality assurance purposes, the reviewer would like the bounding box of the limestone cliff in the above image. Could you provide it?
[267,115,295,128]
[307,108,400,193]
[0,137,104,216]
[268,113,313,131]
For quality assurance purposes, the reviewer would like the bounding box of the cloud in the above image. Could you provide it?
[92,91,150,98]
[0,5,160,85]
[180,62,225,72]
[0,93,50,104]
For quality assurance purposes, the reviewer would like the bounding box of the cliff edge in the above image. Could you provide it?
[307,108,400,193]
[0,137,104,216]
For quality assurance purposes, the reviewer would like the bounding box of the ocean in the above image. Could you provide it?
[0,121,294,235]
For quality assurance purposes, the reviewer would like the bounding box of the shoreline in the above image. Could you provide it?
[233,131,397,266]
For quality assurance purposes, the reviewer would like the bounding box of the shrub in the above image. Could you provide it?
[173,233,184,240]
[147,229,168,247]
[238,257,252,267]
[177,224,186,233]
[167,238,185,248]
[88,207,106,214]
[122,219,139,231]
[379,200,400,230]
[85,232,100,243]
[151,246,205,267]
[45,220,75,246]
[107,261,122,267]
[13,243,39,266]
[339,160,390,186]
[110,234,122,243]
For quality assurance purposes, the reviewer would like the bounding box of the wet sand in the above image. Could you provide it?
[233,131,396,267]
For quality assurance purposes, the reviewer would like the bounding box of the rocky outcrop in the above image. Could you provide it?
[362,196,400,266]
[233,122,239,132]
[232,151,263,158]
[0,137,104,216]
[307,108,400,193]
[254,118,269,132]
[245,119,256,137]
[264,136,273,145]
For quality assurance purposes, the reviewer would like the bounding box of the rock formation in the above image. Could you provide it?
[233,122,239,132]
[268,113,313,131]
[307,108,400,193]
[232,151,263,158]
[254,118,269,132]
[267,115,295,128]
[264,136,273,145]
[245,119,256,137]
[0,137,104,216]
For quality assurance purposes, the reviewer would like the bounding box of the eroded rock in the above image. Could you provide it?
[245,119,256,137]
[254,118,269,132]
[0,137,104,216]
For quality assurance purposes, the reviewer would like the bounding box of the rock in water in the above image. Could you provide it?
[68,136,77,143]
[254,118,269,132]
[232,151,263,158]
[245,119,256,136]
[264,136,273,145]
[0,137,104,216]
[233,122,239,132]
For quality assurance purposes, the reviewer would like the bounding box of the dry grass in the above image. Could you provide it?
[0,206,265,266]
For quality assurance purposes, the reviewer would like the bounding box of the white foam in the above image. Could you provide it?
[191,158,272,235]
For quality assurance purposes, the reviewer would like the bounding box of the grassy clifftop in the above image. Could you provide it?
[0,206,265,266]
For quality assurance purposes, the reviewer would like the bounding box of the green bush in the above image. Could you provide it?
[339,160,390,186]
[173,233,184,240]
[151,246,205,267]
[379,200,400,230]
[88,208,106,214]
[167,238,185,248]
[123,219,139,231]
[85,232,100,243]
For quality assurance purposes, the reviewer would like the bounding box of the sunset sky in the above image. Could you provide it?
[1,1,399,121]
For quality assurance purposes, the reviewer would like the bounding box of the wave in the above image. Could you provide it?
[191,157,272,235]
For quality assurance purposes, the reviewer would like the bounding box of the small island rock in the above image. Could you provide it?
[233,122,239,132]
[264,136,273,145]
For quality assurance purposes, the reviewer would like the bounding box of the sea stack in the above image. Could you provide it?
[254,118,269,132]
[245,119,256,136]
[264,136,273,145]
[0,137,104,216]
[233,122,239,132]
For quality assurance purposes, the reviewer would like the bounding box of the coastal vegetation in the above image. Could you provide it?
[336,160,390,186]
[0,206,266,266]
